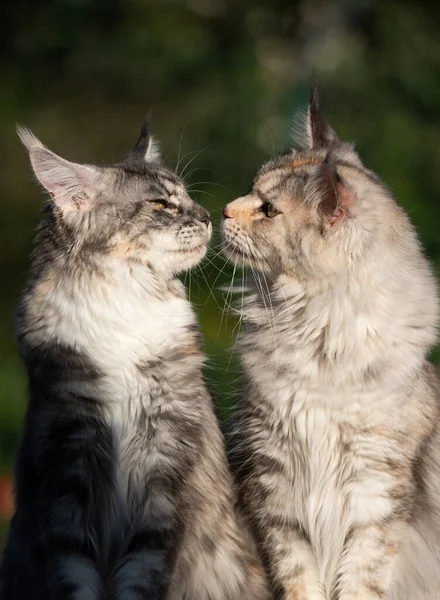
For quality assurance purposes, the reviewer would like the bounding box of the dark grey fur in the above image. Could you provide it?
[0,123,270,600]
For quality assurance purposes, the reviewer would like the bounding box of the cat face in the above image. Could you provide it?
[19,121,211,278]
[221,87,394,281]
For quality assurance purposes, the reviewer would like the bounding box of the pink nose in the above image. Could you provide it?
[223,207,232,218]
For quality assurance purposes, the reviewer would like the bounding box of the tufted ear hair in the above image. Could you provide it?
[305,82,340,149]
[120,116,161,167]
[17,126,102,213]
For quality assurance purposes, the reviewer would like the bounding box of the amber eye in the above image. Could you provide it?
[262,202,278,218]
[148,199,180,215]
[149,199,166,209]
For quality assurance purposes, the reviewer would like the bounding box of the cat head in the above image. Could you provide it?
[221,85,403,281]
[19,120,211,279]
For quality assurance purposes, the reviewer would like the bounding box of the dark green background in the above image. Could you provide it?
[1,0,439,541]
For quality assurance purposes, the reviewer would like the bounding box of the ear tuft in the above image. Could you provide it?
[121,115,161,166]
[132,118,150,159]
[16,125,45,152]
[303,80,340,149]
[18,126,100,213]
[290,106,310,149]
[145,135,161,162]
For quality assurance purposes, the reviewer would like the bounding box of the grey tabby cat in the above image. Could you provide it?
[0,122,270,600]
[221,87,440,600]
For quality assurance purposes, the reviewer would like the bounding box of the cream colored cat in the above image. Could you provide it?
[221,87,440,599]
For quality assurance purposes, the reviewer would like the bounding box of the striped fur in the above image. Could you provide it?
[221,90,440,599]
[0,123,270,600]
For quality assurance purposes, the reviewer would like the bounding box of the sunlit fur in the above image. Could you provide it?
[0,124,270,600]
[222,92,440,600]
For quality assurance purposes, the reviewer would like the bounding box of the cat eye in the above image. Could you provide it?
[148,199,179,214]
[148,199,167,209]
[261,202,278,218]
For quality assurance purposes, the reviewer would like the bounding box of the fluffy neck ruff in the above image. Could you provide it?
[19,258,199,377]
[239,241,438,390]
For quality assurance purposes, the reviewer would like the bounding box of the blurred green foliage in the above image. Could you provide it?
[1,0,439,536]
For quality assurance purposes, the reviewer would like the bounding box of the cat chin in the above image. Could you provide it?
[164,244,208,275]
[221,243,259,270]
[180,245,208,268]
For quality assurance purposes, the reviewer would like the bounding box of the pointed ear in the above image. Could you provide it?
[121,117,161,166]
[306,83,340,149]
[315,155,354,228]
[17,126,101,213]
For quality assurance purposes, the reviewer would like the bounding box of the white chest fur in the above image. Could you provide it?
[251,375,402,591]
[37,266,198,522]
[238,242,438,595]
